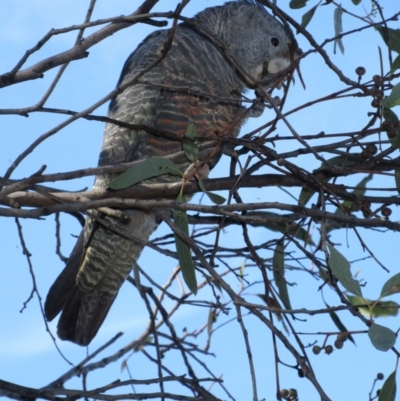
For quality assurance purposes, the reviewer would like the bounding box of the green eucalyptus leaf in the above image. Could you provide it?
[273,240,292,310]
[383,108,400,149]
[381,273,400,298]
[383,83,400,109]
[289,0,308,9]
[347,296,399,318]
[205,192,226,205]
[376,26,400,54]
[379,371,397,401]
[332,174,372,222]
[327,244,362,296]
[368,323,396,351]
[298,187,316,207]
[347,295,370,316]
[325,302,355,344]
[391,55,400,73]
[207,308,214,338]
[301,4,319,28]
[257,294,283,321]
[197,177,226,205]
[246,212,314,244]
[333,6,345,55]
[351,174,373,197]
[184,122,197,138]
[322,155,360,167]
[174,193,197,294]
[109,158,183,189]
[239,260,246,278]
[371,301,399,318]
[183,123,199,163]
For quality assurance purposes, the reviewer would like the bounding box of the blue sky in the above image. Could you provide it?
[1,1,400,400]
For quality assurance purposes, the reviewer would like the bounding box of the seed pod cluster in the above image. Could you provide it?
[312,333,350,357]
[279,388,298,400]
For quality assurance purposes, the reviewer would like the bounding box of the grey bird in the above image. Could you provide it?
[44,0,299,346]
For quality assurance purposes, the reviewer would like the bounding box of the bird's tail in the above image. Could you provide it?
[45,209,158,346]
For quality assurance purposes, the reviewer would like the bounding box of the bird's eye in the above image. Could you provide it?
[271,38,279,47]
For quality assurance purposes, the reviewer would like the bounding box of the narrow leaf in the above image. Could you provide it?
[109,158,183,189]
[376,26,400,54]
[327,244,362,296]
[332,174,372,222]
[347,295,399,318]
[383,108,400,149]
[289,0,308,9]
[197,177,226,205]
[368,323,396,351]
[371,301,399,318]
[246,212,314,245]
[383,82,400,109]
[301,4,319,28]
[183,123,199,163]
[333,6,345,54]
[207,308,214,338]
[257,294,283,321]
[347,295,370,316]
[379,371,397,401]
[325,302,355,344]
[391,55,400,73]
[320,155,361,168]
[204,191,226,205]
[381,273,400,298]
[298,187,315,207]
[273,240,292,310]
[239,260,246,278]
[174,194,197,294]
[352,174,373,197]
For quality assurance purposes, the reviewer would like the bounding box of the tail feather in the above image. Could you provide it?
[45,227,120,346]
[56,286,116,346]
[44,232,84,321]
[45,210,158,346]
